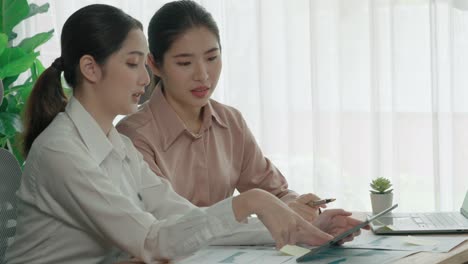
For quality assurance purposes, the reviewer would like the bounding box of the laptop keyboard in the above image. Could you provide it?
[411,213,468,228]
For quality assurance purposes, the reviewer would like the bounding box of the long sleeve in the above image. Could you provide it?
[135,147,245,261]
[236,114,297,201]
[33,138,242,263]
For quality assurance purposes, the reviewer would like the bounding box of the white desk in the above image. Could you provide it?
[352,212,468,264]
[117,212,468,264]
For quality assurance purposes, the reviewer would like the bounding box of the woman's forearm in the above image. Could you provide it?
[232,188,292,221]
[232,189,272,221]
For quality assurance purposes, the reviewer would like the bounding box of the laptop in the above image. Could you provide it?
[371,191,468,234]
[296,204,398,262]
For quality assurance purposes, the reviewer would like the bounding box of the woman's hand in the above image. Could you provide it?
[286,193,325,222]
[312,209,369,244]
[233,189,333,249]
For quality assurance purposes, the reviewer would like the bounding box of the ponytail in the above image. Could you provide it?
[23,4,143,156]
[23,57,68,156]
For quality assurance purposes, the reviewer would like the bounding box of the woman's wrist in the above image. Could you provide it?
[232,189,269,222]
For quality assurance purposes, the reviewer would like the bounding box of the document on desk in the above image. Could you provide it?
[282,248,415,264]
[344,231,468,252]
[177,246,415,264]
[177,246,293,264]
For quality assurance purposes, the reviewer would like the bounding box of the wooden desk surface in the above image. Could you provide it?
[352,212,468,264]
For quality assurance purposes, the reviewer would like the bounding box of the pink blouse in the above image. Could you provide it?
[117,86,296,206]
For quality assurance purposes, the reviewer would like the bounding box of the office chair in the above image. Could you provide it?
[0,148,22,262]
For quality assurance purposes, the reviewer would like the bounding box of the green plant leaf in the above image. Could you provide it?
[9,135,24,166]
[30,57,45,80]
[7,81,32,100]
[0,112,23,136]
[0,136,7,147]
[5,94,20,113]
[25,3,49,19]
[8,31,17,41]
[0,0,30,38]
[2,75,18,89]
[0,93,7,111]
[1,0,52,166]
[3,83,21,96]
[0,32,7,55]
[0,47,38,79]
[17,81,32,104]
[18,29,53,53]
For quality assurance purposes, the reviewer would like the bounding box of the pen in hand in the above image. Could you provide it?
[307,198,336,207]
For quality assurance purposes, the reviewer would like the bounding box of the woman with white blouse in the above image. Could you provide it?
[5,4,365,264]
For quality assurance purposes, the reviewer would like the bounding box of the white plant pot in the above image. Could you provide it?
[370,192,393,214]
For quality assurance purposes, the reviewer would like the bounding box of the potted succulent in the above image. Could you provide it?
[370,177,393,214]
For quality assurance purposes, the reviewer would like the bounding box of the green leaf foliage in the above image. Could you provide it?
[18,29,53,53]
[26,3,49,19]
[0,32,7,55]
[7,82,32,104]
[17,82,32,104]
[0,112,23,136]
[30,58,45,80]
[3,75,18,88]
[0,47,38,79]
[9,134,24,165]
[0,0,30,40]
[5,93,20,113]
[0,0,53,166]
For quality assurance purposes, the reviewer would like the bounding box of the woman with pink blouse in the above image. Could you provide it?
[118,0,323,222]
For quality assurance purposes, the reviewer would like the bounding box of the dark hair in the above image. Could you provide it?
[148,0,220,83]
[23,4,143,156]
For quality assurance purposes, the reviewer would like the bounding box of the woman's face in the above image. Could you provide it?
[150,26,222,112]
[96,29,150,117]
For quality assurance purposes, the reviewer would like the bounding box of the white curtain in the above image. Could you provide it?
[23,0,468,212]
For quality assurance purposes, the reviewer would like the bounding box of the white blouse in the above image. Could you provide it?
[5,97,255,264]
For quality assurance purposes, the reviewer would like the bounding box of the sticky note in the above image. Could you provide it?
[404,235,438,246]
[279,245,311,256]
